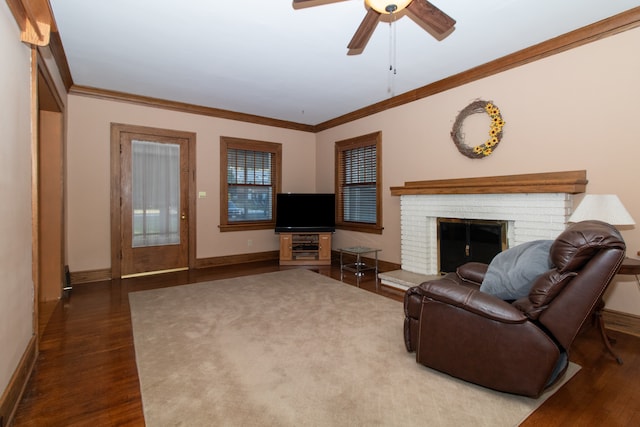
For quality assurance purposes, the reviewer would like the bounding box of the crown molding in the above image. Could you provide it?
[47,6,640,132]
[69,85,316,132]
[314,6,640,131]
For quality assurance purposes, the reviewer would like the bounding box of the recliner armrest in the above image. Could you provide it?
[418,280,527,324]
[456,262,488,286]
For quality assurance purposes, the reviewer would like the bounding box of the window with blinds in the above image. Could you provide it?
[220,137,282,231]
[335,132,382,234]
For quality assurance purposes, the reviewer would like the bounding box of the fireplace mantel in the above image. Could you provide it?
[390,170,587,196]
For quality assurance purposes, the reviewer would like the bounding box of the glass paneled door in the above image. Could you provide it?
[120,132,190,277]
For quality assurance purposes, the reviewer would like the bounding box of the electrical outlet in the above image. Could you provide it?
[247,239,253,247]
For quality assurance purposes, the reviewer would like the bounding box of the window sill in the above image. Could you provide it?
[219,222,276,232]
[336,223,383,234]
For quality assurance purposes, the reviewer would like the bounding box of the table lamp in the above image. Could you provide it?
[568,194,635,228]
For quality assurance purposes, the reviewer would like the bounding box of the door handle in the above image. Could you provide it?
[181,213,187,220]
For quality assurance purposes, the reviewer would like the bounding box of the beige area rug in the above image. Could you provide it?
[129,269,579,426]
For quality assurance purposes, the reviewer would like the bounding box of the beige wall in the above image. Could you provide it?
[66,96,317,271]
[0,3,36,392]
[66,26,640,316]
[317,26,640,315]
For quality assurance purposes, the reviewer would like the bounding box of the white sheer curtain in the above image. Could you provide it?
[132,140,180,247]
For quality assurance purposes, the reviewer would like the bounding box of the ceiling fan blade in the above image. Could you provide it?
[406,0,456,35]
[347,8,381,51]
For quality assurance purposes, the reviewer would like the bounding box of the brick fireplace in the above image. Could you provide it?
[379,171,587,290]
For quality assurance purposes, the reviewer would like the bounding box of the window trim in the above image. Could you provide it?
[334,131,383,234]
[219,136,282,232]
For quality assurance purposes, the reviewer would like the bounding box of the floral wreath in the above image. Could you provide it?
[451,100,505,159]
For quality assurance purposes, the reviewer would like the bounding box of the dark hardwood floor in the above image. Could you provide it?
[12,261,640,426]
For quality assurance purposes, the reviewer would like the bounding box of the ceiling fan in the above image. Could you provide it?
[293,0,456,53]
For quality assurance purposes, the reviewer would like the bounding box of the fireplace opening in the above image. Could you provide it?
[437,218,507,273]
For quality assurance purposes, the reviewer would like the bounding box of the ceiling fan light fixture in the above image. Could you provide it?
[365,0,412,14]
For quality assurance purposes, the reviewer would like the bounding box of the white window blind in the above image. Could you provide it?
[340,144,377,224]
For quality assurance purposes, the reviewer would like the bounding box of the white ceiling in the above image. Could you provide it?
[49,0,640,126]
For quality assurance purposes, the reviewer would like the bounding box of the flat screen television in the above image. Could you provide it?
[275,193,335,233]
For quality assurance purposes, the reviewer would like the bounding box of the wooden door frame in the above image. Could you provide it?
[110,123,197,279]
[33,51,66,338]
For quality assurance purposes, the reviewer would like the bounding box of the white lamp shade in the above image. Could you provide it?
[568,194,635,226]
[366,0,412,14]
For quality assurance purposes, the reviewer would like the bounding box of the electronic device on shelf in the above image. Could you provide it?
[275,193,335,233]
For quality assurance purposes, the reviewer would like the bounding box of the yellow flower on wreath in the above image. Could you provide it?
[483,147,493,156]
[473,145,484,154]
[485,103,495,113]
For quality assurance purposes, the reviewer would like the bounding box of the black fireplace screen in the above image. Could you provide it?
[437,218,507,273]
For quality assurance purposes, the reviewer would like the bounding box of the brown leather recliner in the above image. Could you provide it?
[403,220,625,398]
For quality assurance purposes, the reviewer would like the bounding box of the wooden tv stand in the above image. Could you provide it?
[279,232,332,265]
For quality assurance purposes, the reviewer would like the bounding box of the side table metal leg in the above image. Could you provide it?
[595,299,623,364]
[374,251,379,291]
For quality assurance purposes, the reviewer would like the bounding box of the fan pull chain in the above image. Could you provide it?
[388,11,398,96]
